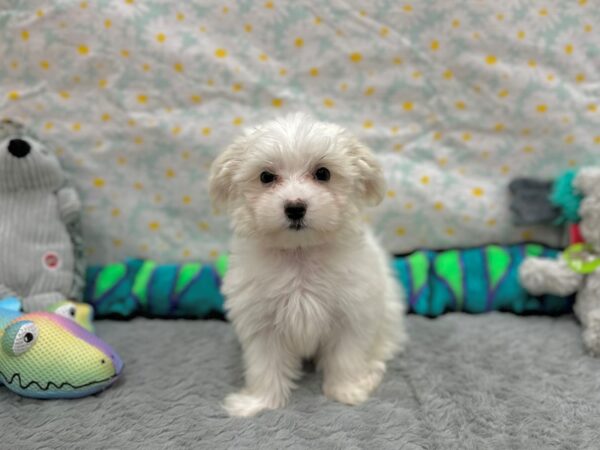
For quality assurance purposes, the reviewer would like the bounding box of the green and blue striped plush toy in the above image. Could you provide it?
[84,255,228,318]
[83,244,572,319]
[394,244,571,317]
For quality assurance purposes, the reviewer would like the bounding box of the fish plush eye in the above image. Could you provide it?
[54,303,77,319]
[2,321,39,356]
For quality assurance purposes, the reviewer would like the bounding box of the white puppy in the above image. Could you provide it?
[209,113,406,417]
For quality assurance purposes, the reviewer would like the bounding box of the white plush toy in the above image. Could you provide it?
[520,167,600,355]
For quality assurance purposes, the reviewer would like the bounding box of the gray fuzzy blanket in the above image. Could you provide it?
[3,314,600,449]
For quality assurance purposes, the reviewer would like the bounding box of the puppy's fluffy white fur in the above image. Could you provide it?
[209,113,406,417]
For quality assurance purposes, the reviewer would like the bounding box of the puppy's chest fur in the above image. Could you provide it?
[234,248,357,356]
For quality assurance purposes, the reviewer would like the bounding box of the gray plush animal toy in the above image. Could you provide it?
[519,167,600,355]
[0,119,84,311]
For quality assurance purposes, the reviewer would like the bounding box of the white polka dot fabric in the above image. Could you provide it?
[1,0,598,263]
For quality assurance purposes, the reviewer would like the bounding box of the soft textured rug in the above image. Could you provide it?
[3,313,600,449]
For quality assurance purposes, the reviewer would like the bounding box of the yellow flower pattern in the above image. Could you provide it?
[0,1,596,262]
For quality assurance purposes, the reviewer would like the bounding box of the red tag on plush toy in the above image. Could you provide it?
[569,224,584,244]
[42,251,61,271]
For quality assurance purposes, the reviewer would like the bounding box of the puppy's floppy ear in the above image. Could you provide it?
[208,140,245,210]
[574,167,600,196]
[347,138,386,206]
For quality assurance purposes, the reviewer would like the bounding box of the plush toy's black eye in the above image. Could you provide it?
[314,167,330,182]
[260,171,276,184]
[23,333,34,343]
[69,307,76,317]
[7,139,31,158]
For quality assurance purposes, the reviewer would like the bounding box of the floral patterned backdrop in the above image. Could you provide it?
[1,0,598,263]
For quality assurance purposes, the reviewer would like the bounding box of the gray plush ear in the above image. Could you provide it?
[208,140,245,210]
[574,167,600,196]
[347,138,386,206]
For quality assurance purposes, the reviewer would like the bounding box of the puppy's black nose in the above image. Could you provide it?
[285,202,307,221]
[7,139,31,158]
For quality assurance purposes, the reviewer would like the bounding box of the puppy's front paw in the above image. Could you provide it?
[323,364,384,406]
[223,392,284,417]
[324,381,371,405]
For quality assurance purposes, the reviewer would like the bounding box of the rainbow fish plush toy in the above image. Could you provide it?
[0,298,123,399]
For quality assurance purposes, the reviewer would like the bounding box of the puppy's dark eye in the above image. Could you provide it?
[314,167,330,182]
[260,171,276,184]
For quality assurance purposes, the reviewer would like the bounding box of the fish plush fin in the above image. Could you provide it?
[0,296,22,312]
